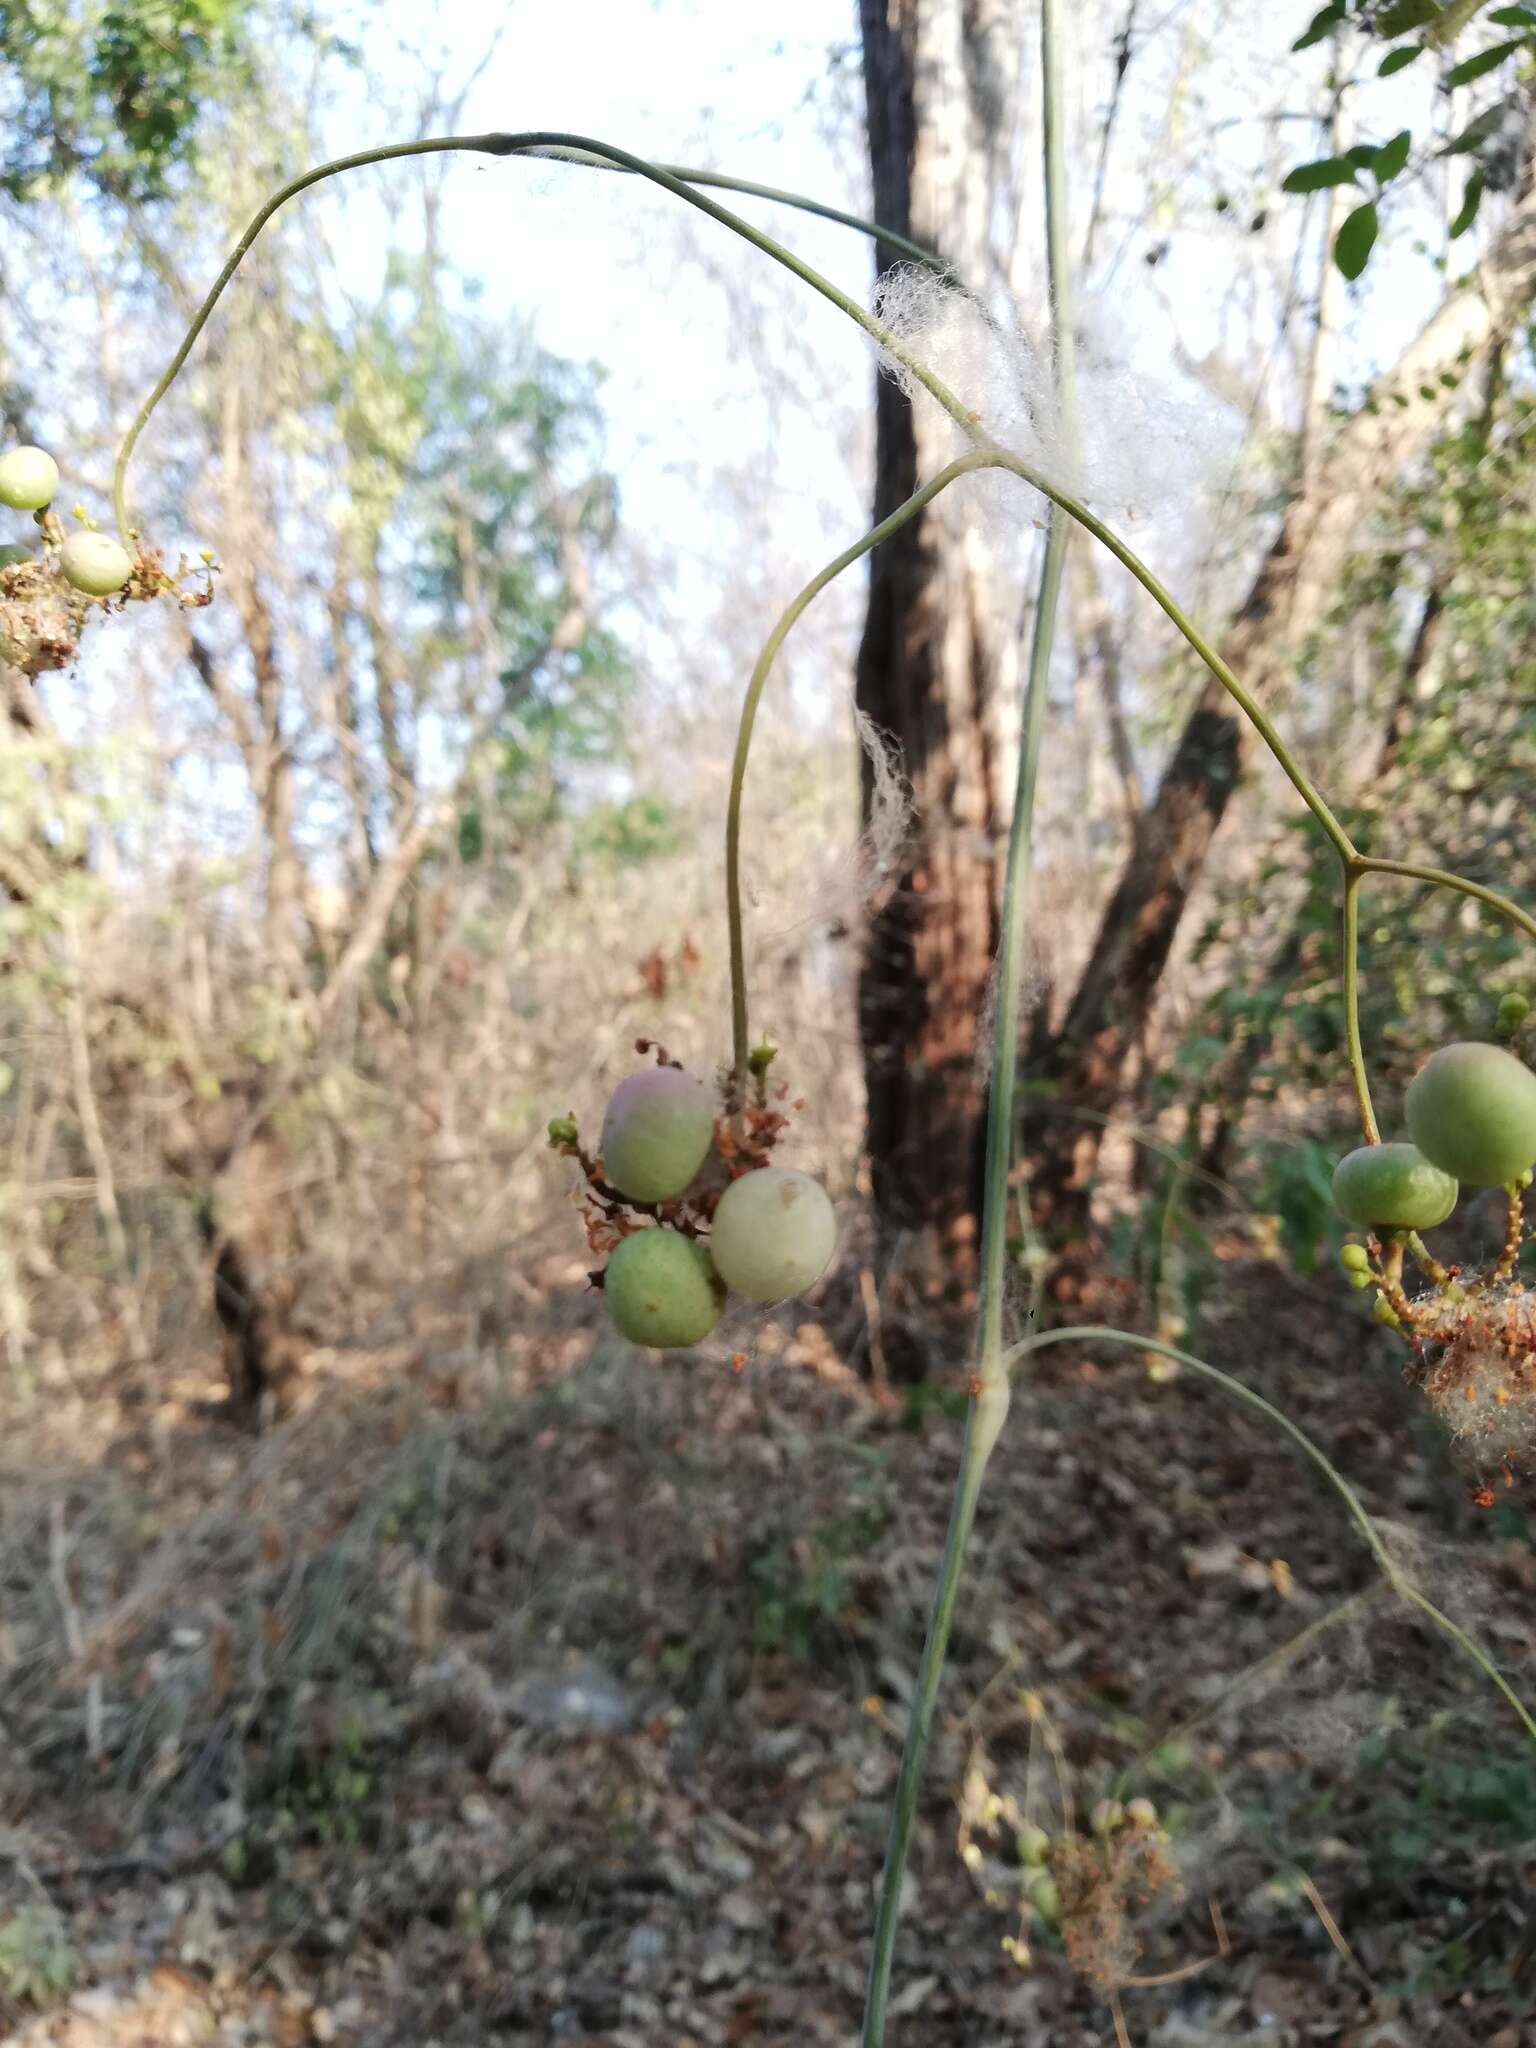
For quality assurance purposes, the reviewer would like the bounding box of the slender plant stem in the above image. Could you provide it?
[863,5,1073,2034]
[723,452,995,1080]
[521,146,950,273]
[112,130,980,540]
[858,1377,1010,2048]
[984,448,1355,863]
[1341,871,1380,1142]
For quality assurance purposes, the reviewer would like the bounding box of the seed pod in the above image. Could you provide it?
[0,446,58,511]
[1332,1142,1457,1230]
[603,1228,725,1349]
[60,532,132,596]
[1016,1824,1050,1867]
[599,1067,715,1203]
[709,1166,837,1303]
[1407,1042,1536,1187]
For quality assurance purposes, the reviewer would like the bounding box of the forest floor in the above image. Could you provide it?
[2,1230,1535,2048]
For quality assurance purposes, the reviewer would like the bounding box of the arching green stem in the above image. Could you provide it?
[985,449,1356,865]
[724,452,995,1082]
[864,10,1067,2038]
[521,145,950,274]
[1341,870,1380,1143]
[112,130,979,540]
[1014,1329,1536,1749]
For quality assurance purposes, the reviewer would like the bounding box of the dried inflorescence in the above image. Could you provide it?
[0,559,85,674]
[1047,1820,1184,1992]
[0,542,215,679]
[1420,1284,1536,1475]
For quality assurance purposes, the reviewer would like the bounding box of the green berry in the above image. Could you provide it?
[603,1228,725,1349]
[1497,992,1530,1038]
[1026,1871,1060,1923]
[1406,1041,1536,1187]
[60,532,132,596]
[1125,1797,1157,1830]
[599,1067,715,1202]
[1017,1824,1050,1867]
[1348,1270,1372,1291]
[709,1166,837,1303]
[1373,1294,1402,1330]
[1339,1243,1370,1273]
[1331,1143,1457,1231]
[546,1115,579,1151]
[0,446,58,511]
[1091,1798,1125,1836]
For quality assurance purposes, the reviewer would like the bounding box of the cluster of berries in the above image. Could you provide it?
[1332,1037,1536,1482]
[549,1041,836,1350]
[0,445,212,677]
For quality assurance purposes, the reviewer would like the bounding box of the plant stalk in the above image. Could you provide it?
[862,1,1073,2034]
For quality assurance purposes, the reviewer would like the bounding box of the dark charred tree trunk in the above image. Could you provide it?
[856,0,1020,1315]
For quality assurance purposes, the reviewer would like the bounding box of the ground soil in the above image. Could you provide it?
[2,1244,1533,2047]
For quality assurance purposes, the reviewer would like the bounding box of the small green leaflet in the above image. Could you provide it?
[1445,38,1525,85]
[1375,0,1442,32]
[1379,44,1424,72]
[1292,0,1345,50]
[1282,156,1361,192]
[1489,6,1536,25]
[1335,200,1379,280]
[1374,129,1413,182]
[1449,169,1485,237]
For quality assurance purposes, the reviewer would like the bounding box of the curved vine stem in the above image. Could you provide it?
[1354,854,1536,946]
[1341,871,1380,1143]
[111,130,980,541]
[1021,1331,1536,1745]
[724,451,995,1080]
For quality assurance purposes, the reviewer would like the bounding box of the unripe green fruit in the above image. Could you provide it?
[709,1166,837,1303]
[1373,1294,1402,1330]
[599,1067,715,1202]
[1339,1243,1370,1273]
[1125,1797,1157,1830]
[0,544,31,569]
[1017,1824,1050,1867]
[0,446,58,511]
[1497,992,1530,1038]
[1331,1143,1457,1230]
[60,532,132,596]
[603,1228,725,1349]
[1406,1041,1536,1187]
[1091,1798,1125,1836]
[1026,1871,1060,1923]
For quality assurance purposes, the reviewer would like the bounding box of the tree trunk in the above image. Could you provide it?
[1027,149,1536,1237]
[856,0,1021,1311]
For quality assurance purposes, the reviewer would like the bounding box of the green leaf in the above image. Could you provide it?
[1282,156,1362,192]
[1379,43,1425,71]
[1376,0,1442,31]
[1449,167,1485,236]
[1446,38,1524,83]
[1374,128,1413,181]
[1293,0,1346,48]
[1335,200,1379,280]
[1488,5,1536,24]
